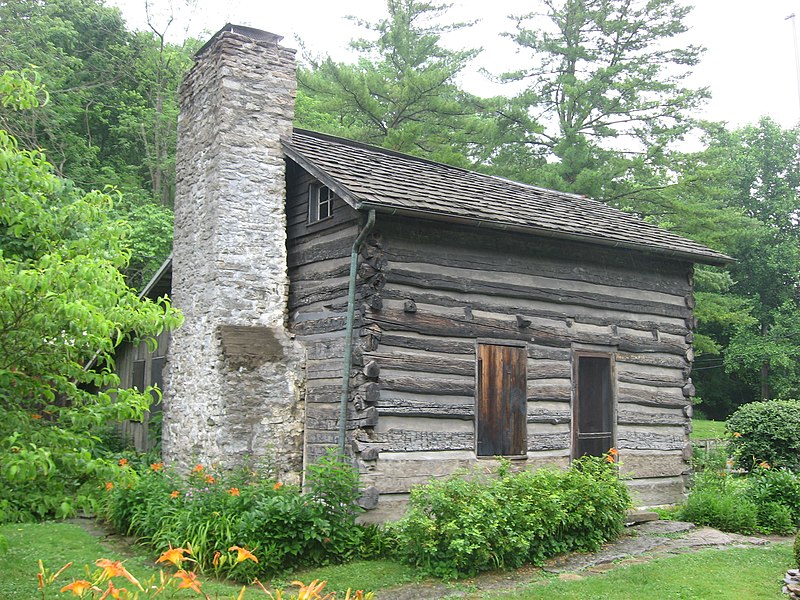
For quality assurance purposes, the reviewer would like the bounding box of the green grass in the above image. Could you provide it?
[691,418,727,440]
[0,521,417,599]
[484,544,793,599]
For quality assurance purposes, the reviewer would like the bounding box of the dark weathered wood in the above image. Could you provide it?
[288,228,356,268]
[386,268,690,319]
[477,343,527,456]
[526,408,571,424]
[379,375,475,396]
[528,384,571,402]
[379,219,692,296]
[357,429,475,452]
[617,385,690,408]
[617,372,685,388]
[364,349,475,376]
[372,332,475,355]
[376,396,474,420]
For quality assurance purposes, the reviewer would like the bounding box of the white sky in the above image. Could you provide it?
[110,0,800,130]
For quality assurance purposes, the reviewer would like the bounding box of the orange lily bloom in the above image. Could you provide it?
[212,551,221,568]
[607,447,619,457]
[95,559,142,590]
[273,482,283,491]
[229,545,259,564]
[205,474,215,484]
[733,432,742,438]
[170,490,180,499]
[31,413,42,419]
[105,482,114,491]
[118,458,128,467]
[758,461,771,469]
[151,462,164,472]
[156,546,190,568]
[292,579,328,600]
[228,487,240,496]
[99,581,127,599]
[174,570,202,593]
[192,464,204,473]
[61,580,100,596]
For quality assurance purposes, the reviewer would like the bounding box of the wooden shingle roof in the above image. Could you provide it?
[283,129,733,266]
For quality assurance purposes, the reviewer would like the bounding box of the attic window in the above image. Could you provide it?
[309,184,335,224]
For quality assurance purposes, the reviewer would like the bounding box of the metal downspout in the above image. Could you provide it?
[338,209,376,453]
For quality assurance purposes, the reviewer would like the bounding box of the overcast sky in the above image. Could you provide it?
[111,0,800,130]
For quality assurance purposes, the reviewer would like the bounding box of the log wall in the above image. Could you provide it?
[287,168,696,519]
[352,217,695,520]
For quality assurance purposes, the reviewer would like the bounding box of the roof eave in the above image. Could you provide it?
[356,202,735,267]
[282,138,361,210]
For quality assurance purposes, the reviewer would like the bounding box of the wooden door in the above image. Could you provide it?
[574,354,614,458]
[476,343,527,456]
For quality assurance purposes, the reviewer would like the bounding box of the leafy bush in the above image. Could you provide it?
[794,531,800,567]
[103,449,368,582]
[726,400,800,472]
[394,454,630,579]
[678,466,800,535]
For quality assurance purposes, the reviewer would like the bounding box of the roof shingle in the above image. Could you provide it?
[284,129,733,266]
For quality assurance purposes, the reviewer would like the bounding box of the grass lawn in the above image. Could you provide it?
[485,544,793,600]
[0,521,417,599]
[0,521,794,599]
[691,417,727,440]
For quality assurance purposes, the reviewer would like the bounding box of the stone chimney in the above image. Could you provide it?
[163,25,303,480]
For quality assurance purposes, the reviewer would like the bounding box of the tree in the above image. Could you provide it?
[0,71,182,521]
[499,0,708,195]
[297,0,482,164]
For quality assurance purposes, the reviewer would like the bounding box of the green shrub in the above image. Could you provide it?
[726,400,800,472]
[102,449,368,582]
[394,455,630,579]
[677,472,759,534]
[794,531,800,567]
[678,467,800,535]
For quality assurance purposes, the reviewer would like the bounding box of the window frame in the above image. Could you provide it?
[308,183,335,224]
[571,349,616,460]
[475,340,528,458]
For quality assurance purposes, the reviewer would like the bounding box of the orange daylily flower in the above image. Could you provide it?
[174,570,202,593]
[170,490,180,499]
[31,413,42,419]
[292,579,328,600]
[156,546,190,568]
[118,458,128,467]
[192,464,204,473]
[607,447,619,457]
[105,482,114,491]
[205,474,215,484]
[758,461,771,469]
[99,581,127,599]
[273,482,283,491]
[228,487,240,496]
[212,551,221,568]
[151,462,164,472]
[95,559,142,590]
[61,580,100,596]
[733,432,742,438]
[229,545,259,564]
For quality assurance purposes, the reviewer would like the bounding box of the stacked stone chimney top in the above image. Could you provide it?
[195,23,284,58]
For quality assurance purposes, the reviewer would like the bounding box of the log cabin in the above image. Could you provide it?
[117,24,733,521]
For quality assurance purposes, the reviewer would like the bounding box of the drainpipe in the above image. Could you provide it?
[338,209,376,454]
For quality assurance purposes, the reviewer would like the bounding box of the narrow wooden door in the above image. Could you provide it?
[574,354,614,458]
[476,343,527,456]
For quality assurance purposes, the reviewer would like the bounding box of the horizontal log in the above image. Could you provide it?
[292,314,354,336]
[617,410,687,427]
[529,384,571,402]
[616,352,688,370]
[380,220,691,296]
[374,332,475,355]
[617,385,689,408]
[364,349,475,376]
[386,267,689,319]
[528,432,570,452]
[376,396,473,420]
[379,375,475,396]
[527,408,571,425]
[381,289,691,337]
[367,307,532,343]
[357,429,475,452]
[528,361,571,379]
[287,224,357,268]
[617,430,686,451]
[289,277,351,309]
